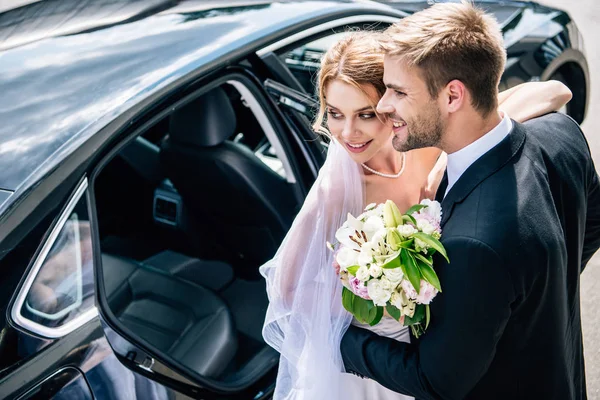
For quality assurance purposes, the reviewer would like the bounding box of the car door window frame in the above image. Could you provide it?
[257,15,400,57]
[10,178,98,339]
[226,79,297,184]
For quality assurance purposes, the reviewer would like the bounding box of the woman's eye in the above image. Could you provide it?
[359,113,376,120]
[327,110,343,119]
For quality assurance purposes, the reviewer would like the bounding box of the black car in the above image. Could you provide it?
[0,1,589,399]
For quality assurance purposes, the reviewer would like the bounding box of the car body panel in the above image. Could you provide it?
[0,0,400,196]
[0,318,177,399]
[0,189,13,209]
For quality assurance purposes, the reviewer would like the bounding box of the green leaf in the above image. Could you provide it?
[425,305,431,330]
[405,204,427,215]
[342,287,354,313]
[366,299,375,311]
[353,296,372,324]
[346,265,359,276]
[403,304,426,326]
[418,261,442,292]
[399,249,409,276]
[382,255,401,269]
[368,306,384,326]
[412,232,449,262]
[402,215,417,226]
[398,239,414,249]
[413,252,433,266]
[386,304,402,321]
[402,250,422,294]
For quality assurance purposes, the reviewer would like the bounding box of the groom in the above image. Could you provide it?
[340,3,600,400]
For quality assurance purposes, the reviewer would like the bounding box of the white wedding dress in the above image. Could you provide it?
[261,142,415,400]
[342,317,414,400]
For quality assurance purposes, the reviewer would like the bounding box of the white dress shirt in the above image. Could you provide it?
[445,113,513,196]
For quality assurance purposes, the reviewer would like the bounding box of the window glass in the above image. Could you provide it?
[225,83,289,179]
[282,32,348,95]
[18,189,95,330]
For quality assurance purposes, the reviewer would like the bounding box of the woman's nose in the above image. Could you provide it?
[341,119,356,139]
[377,90,394,114]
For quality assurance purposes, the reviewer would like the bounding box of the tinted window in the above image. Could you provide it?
[282,32,348,95]
[13,181,96,334]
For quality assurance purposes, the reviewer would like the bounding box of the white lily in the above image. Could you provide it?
[335,247,359,271]
[335,213,366,250]
[358,242,376,267]
[363,215,385,240]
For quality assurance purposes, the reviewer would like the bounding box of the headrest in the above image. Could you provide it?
[169,87,237,147]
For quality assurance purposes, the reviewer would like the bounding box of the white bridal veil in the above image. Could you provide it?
[260,139,365,399]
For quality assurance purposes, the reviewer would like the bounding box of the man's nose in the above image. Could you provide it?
[377,90,394,114]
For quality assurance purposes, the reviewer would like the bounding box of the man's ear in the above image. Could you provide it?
[442,79,466,113]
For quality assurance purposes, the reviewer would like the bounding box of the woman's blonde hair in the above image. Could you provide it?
[313,31,387,134]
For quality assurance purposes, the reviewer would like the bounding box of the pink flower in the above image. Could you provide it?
[416,280,439,304]
[417,199,442,227]
[401,279,418,300]
[349,276,371,300]
[401,279,439,304]
[332,258,341,275]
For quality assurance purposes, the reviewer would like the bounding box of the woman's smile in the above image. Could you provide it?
[345,139,374,153]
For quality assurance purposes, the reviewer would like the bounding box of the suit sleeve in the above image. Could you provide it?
[582,163,600,270]
[340,237,515,400]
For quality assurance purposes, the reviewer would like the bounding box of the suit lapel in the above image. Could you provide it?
[435,170,448,203]
[439,120,527,227]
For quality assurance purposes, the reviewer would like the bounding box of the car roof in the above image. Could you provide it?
[0,0,399,197]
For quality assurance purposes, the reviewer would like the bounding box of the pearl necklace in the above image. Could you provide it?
[361,152,406,179]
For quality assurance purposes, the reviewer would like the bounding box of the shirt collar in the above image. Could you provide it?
[446,113,513,195]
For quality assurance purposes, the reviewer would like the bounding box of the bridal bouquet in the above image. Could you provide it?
[328,199,448,338]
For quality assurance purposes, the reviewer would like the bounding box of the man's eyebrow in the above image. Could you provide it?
[326,103,373,113]
[385,83,406,92]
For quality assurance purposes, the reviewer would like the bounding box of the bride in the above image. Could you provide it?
[260,31,571,400]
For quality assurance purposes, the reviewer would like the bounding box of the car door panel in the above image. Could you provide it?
[16,367,93,400]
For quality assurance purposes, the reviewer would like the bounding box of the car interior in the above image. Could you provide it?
[282,32,347,94]
[93,80,304,387]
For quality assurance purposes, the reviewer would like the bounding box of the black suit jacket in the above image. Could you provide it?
[341,113,600,400]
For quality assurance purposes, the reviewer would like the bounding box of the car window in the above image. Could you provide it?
[225,81,293,181]
[12,180,97,336]
[282,32,349,95]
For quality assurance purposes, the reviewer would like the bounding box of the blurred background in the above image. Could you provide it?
[538,0,600,397]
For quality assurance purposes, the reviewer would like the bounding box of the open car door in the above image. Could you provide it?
[87,72,316,400]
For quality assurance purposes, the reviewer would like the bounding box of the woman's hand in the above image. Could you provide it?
[498,80,572,123]
[421,152,448,201]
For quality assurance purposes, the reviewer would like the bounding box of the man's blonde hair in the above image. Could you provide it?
[382,1,506,116]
